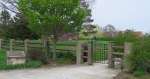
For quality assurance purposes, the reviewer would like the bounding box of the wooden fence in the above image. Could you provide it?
[0,39,43,52]
[108,42,132,69]
[0,39,94,65]
[0,39,132,67]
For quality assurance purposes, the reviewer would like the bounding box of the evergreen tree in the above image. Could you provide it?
[0,9,39,39]
[5,13,39,40]
[0,9,12,38]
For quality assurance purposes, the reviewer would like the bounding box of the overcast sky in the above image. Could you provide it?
[92,0,150,33]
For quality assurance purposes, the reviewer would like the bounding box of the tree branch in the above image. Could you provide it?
[0,0,19,14]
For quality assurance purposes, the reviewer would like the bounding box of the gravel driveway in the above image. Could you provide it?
[0,63,119,79]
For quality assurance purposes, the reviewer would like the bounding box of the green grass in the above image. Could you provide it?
[0,49,7,65]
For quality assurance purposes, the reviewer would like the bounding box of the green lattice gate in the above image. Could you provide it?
[92,40,109,64]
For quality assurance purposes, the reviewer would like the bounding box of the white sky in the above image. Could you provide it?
[92,0,150,33]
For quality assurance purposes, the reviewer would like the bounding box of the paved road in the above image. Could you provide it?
[0,63,119,79]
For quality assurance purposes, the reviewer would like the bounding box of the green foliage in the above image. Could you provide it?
[133,68,146,77]
[0,9,39,40]
[0,9,12,38]
[101,30,141,45]
[80,24,99,38]
[24,61,42,68]
[102,29,150,75]
[18,0,87,61]
[28,48,48,64]
[113,30,141,45]
[0,49,7,65]
[56,58,75,65]
[0,9,11,25]
[5,13,40,40]
[127,35,150,74]
[18,0,87,40]
[56,52,76,64]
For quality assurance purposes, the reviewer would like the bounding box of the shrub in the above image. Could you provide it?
[27,48,48,64]
[56,58,75,65]
[56,51,76,64]
[0,49,7,65]
[24,60,42,68]
[133,68,146,77]
[127,36,150,75]
[113,31,141,45]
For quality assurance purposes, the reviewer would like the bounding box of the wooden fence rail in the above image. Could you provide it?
[0,39,93,65]
[108,42,132,70]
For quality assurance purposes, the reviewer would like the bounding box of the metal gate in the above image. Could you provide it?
[92,40,109,64]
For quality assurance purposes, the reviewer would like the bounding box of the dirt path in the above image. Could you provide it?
[0,63,119,79]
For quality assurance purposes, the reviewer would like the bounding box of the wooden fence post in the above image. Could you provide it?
[123,42,132,71]
[88,40,94,65]
[124,43,131,55]
[24,39,29,61]
[76,41,82,65]
[24,39,29,53]
[88,43,93,65]
[10,39,14,52]
[42,39,48,61]
[0,39,2,49]
[52,43,56,61]
[108,42,114,68]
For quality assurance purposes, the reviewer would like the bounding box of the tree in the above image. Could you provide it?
[113,30,142,45]
[0,9,11,25]
[0,9,39,39]
[0,0,19,14]
[18,0,86,40]
[80,24,98,38]
[103,24,117,37]
[5,13,40,40]
[0,9,13,37]
[18,0,87,61]
[80,0,94,39]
